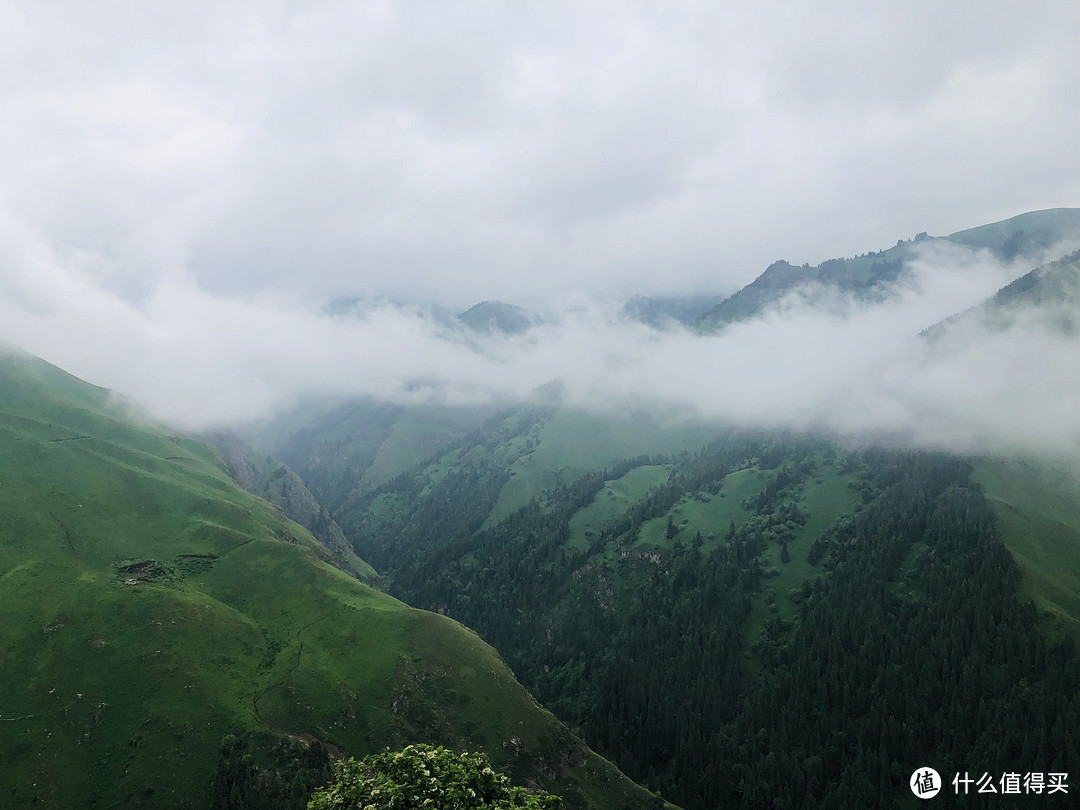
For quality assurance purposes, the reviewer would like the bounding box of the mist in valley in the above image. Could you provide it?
[3,231,1080,465]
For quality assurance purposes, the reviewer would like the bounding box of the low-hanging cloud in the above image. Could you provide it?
[3,231,1079,462]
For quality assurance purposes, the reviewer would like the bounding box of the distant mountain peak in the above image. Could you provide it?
[696,208,1080,331]
[620,292,729,326]
[457,300,542,335]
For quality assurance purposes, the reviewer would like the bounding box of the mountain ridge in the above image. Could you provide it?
[695,207,1080,330]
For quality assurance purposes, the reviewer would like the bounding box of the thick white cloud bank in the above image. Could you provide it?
[3,226,1080,462]
[2,1,1080,458]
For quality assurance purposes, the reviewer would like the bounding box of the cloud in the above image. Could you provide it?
[532,242,1080,460]
[3,223,1079,464]
[2,1,1080,460]
[2,1,1080,310]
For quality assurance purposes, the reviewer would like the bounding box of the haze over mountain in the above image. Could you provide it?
[3,1,1080,457]
[7,5,1080,809]
[3,210,1079,465]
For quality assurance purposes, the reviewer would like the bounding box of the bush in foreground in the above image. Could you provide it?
[308,744,562,810]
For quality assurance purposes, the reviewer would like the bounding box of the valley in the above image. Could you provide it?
[6,4,1080,806]
[4,209,1080,809]
[228,209,1080,808]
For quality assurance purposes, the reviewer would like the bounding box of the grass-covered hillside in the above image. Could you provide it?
[975,457,1080,643]
[0,352,663,810]
[244,397,495,507]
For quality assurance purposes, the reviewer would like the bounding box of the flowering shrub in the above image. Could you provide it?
[307,744,562,810]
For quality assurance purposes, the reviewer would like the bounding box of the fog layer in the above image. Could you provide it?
[2,237,1078,460]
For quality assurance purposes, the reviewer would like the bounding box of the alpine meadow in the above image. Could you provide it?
[3,3,1080,809]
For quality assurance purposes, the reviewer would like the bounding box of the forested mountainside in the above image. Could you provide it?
[335,431,1080,808]
[0,352,663,810]
[9,0,1080,800]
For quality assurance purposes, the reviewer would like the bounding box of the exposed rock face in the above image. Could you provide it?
[201,429,369,580]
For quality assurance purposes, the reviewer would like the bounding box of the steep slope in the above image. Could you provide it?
[696,207,1080,330]
[975,457,1080,642]
[915,248,1080,349]
[933,254,1080,636]
[340,435,1080,808]
[0,351,663,810]
[985,247,1080,327]
[200,429,377,582]
[227,209,1080,807]
[243,398,494,507]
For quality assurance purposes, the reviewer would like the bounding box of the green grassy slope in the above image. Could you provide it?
[249,401,718,533]
[974,457,1080,642]
[576,452,862,652]
[486,410,719,526]
[567,465,672,551]
[946,207,1080,256]
[245,399,493,507]
[929,259,1080,640]
[0,352,662,810]
[359,406,492,489]
[204,429,378,582]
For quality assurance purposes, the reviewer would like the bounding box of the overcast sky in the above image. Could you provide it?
[2,1,1080,458]
[2,1,1079,308]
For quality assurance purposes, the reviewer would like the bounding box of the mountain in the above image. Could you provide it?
[985,247,1080,329]
[242,398,496,508]
[240,299,545,501]
[946,207,1080,258]
[198,429,377,582]
[244,211,1080,807]
[332,428,1080,808]
[695,207,1080,330]
[458,300,543,335]
[0,351,664,810]
[38,207,1075,808]
[620,294,728,326]
[921,247,1080,341]
[974,457,1080,642]
[324,297,543,337]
